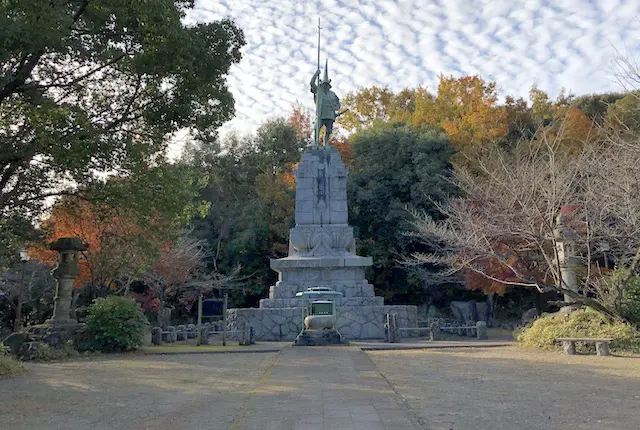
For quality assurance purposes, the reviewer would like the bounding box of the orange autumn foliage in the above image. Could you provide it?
[330,137,353,167]
[29,199,159,289]
[412,75,509,153]
[289,104,313,143]
[463,242,549,295]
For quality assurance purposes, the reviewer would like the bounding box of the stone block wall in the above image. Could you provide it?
[335,306,385,339]
[228,305,418,341]
[227,308,303,341]
[384,305,418,332]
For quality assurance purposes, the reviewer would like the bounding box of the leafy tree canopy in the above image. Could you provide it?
[348,124,456,302]
[0,0,244,236]
[185,117,306,304]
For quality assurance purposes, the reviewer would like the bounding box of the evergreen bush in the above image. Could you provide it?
[79,297,149,353]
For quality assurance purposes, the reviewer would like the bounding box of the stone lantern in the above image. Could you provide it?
[554,213,578,303]
[294,287,345,346]
[47,237,88,326]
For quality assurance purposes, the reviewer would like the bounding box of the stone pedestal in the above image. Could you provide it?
[49,276,77,326]
[295,328,345,346]
[227,145,418,341]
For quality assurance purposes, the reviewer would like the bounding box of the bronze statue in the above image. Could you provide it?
[310,61,342,146]
[311,19,346,146]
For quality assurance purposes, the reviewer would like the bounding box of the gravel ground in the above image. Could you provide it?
[368,346,640,430]
[3,346,640,430]
[0,353,277,430]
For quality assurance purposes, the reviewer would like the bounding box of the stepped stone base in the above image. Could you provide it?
[269,282,375,299]
[295,328,345,346]
[227,305,418,341]
[260,296,384,308]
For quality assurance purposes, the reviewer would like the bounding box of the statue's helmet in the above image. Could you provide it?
[322,59,331,88]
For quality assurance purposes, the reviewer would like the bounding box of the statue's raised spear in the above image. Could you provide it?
[315,17,321,146]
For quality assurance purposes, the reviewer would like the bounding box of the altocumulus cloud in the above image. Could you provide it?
[183,0,640,137]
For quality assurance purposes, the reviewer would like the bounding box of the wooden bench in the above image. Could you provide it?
[556,337,613,356]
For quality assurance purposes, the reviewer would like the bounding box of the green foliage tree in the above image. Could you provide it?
[605,92,640,132]
[572,92,625,123]
[529,85,554,125]
[348,124,456,302]
[504,95,536,145]
[186,118,305,305]
[338,86,422,133]
[0,0,245,252]
[79,296,148,352]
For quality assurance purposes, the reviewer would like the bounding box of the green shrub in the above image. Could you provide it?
[516,308,640,353]
[32,342,79,361]
[79,296,149,353]
[621,275,640,326]
[0,355,25,378]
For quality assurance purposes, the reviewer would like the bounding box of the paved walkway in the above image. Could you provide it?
[230,346,419,430]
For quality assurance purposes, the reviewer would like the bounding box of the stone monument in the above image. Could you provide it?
[226,21,417,341]
[47,238,89,326]
[3,237,89,359]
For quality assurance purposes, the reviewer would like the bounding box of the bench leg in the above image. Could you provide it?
[596,341,611,356]
[563,341,576,355]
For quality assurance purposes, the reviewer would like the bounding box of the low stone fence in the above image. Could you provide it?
[152,324,197,345]
[397,318,489,340]
[150,322,257,346]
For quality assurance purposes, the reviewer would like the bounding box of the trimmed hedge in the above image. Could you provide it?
[516,308,640,353]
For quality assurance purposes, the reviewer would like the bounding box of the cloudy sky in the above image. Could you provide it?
[183,0,640,138]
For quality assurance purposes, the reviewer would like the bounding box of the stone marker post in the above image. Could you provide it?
[384,313,400,343]
[222,292,228,347]
[476,321,488,340]
[48,238,88,326]
[151,327,163,345]
[429,322,440,341]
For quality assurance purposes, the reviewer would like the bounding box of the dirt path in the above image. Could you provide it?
[0,353,276,430]
[368,346,640,430]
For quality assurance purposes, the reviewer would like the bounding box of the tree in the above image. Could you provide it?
[0,1,244,226]
[142,233,207,324]
[28,163,206,302]
[187,117,306,305]
[338,86,421,133]
[0,259,54,330]
[529,85,554,125]
[572,92,625,123]
[605,92,640,133]
[340,77,511,158]
[534,108,596,155]
[504,95,536,145]
[409,114,640,320]
[412,75,509,155]
[348,124,456,302]
[289,103,313,143]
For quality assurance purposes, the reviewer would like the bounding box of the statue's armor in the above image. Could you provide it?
[313,86,340,120]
